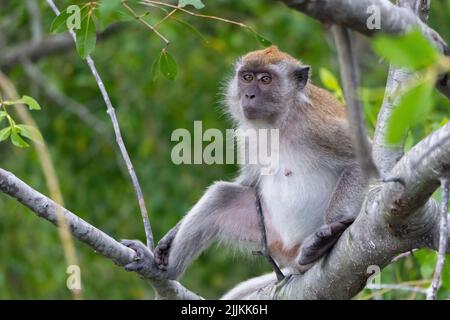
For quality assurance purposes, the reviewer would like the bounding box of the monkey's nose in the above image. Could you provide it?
[245,94,256,100]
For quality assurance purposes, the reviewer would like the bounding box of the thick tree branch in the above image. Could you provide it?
[0,168,202,300]
[331,25,379,179]
[279,0,450,99]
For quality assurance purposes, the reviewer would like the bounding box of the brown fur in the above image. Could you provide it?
[304,85,354,159]
[242,45,301,66]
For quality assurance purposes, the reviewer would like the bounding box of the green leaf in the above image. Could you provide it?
[178,0,205,10]
[150,54,161,82]
[373,29,438,70]
[21,95,41,110]
[50,8,72,33]
[254,33,272,47]
[414,249,436,279]
[386,81,434,144]
[0,126,11,142]
[0,111,6,123]
[319,68,340,91]
[320,68,344,103]
[160,50,177,80]
[10,127,29,148]
[15,124,44,144]
[75,11,97,58]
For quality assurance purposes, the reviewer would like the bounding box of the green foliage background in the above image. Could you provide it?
[0,0,449,299]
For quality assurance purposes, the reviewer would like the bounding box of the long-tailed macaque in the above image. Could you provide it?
[122,46,367,283]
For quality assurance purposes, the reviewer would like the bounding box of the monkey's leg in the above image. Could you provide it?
[154,181,261,280]
[297,166,366,268]
[297,217,354,267]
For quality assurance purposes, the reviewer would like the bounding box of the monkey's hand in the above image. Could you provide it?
[154,223,180,271]
[296,217,354,272]
[121,240,167,279]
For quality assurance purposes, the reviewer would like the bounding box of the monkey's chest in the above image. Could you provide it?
[260,164,336,250]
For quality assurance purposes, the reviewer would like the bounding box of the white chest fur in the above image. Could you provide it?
[260,147,338,248]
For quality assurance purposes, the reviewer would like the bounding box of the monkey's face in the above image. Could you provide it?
[236,65,282,121]
[232,62,310,123]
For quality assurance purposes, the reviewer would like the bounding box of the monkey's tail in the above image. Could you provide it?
[221,271,287,300]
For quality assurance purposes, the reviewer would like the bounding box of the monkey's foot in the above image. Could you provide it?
[121,239,166,279]
[297,217,354,267]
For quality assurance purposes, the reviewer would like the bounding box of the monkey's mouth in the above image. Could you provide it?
[242,105,274,120]
[243,106,259,119]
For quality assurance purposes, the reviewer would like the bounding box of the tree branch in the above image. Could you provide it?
[331,25,379,179]
[373,0,429,176]
[0,168,202,300]
[426,178,449,300]
[279,0,450,99]
[0,24,123,71]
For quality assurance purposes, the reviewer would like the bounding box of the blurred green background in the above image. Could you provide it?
[0,0,449,299]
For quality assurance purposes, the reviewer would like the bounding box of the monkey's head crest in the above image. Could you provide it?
[242,45,302,67]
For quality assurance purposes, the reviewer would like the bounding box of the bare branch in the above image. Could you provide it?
[45,0,154,250]
[0,168,202,300]
[426,178,449,300]
[331,25,379,179]
[390,249,418,263]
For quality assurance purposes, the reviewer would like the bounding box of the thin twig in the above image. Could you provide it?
[426,178,449,300]
[46,0,154,250]
[141,0,248,28]
[122,1,170,48]
[153,8,178,29]
[331,25,379,180]
[391,249,418,263]
[253,191,285,281]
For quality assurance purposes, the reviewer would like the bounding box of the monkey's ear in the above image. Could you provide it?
[293,66,310,89]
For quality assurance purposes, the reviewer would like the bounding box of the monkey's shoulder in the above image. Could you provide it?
[306,84,347,119]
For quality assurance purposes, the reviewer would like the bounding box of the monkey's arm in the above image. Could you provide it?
[297,165,367,267]
[153,181,261,280]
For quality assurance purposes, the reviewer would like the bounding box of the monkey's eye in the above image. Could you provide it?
[242,73,254,82]
[260,75,272,84]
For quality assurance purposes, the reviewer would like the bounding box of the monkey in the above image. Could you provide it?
[122,46,368,283]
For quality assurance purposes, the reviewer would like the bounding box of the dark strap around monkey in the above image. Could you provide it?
[253,189,285,281]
